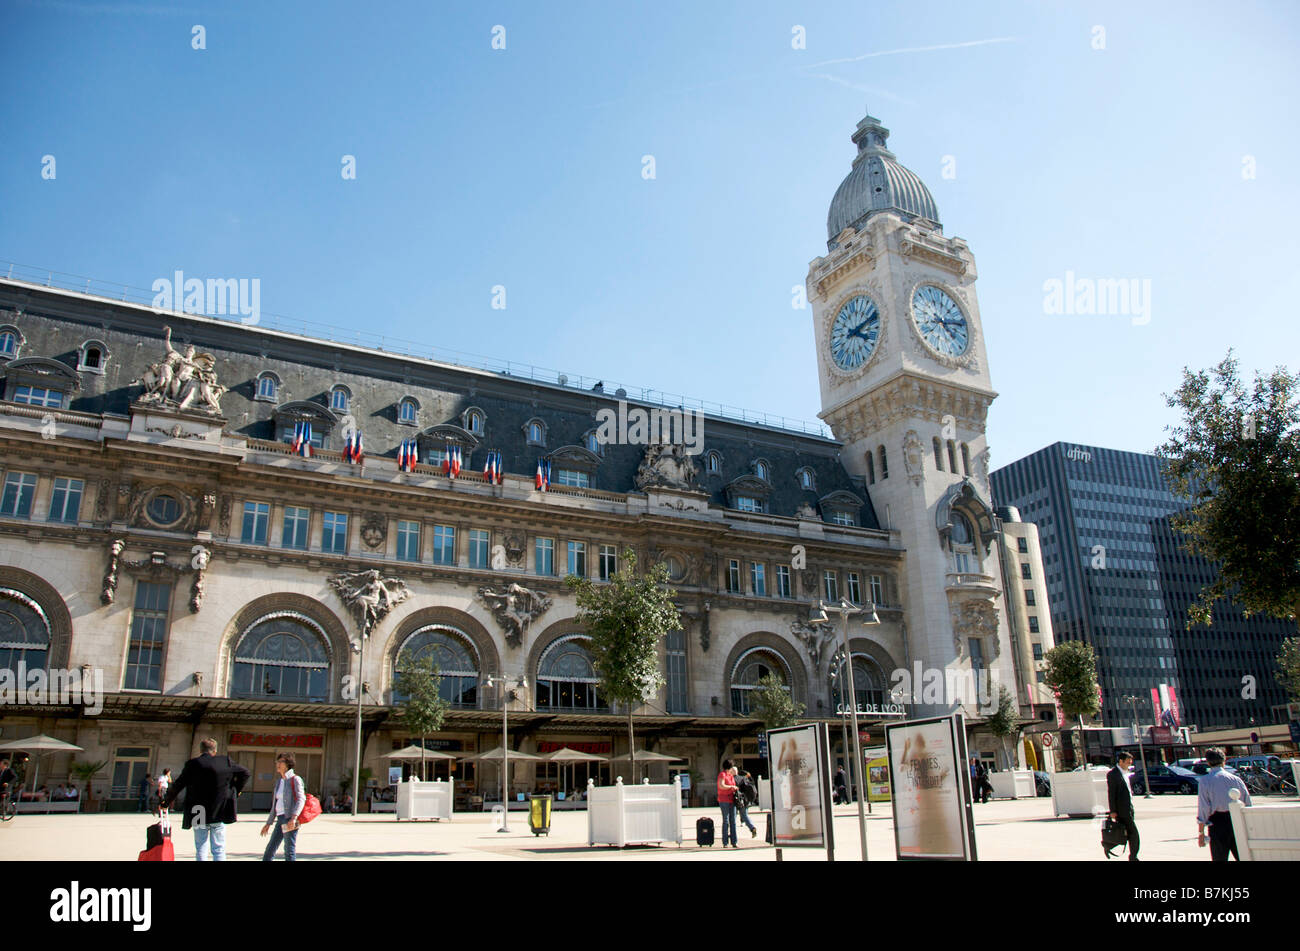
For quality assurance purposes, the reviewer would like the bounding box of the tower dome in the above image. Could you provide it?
[826,109,940,249]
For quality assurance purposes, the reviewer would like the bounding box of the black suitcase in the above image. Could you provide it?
[696,816,715,847]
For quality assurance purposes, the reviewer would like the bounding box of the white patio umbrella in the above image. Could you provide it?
[0,734,83,794]
[611,748,683,783]
[383,745,458,781]
[459,747,544,802]
[544,747,608,797]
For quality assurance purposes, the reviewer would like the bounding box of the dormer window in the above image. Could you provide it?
[330,386,351,413]
[584,431,602,455]
[398,397,419,426]
[705,451,722,475]
[0,329,19,359]
[524,418,547,447]
[78,340,109,374]
[753,459,771,482]
[796,467,816,491]
[464,407,486,435]
[256,373,279,402]
[11,385,63,408]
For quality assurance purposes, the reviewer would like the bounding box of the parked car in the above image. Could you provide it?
[1033,771,1052,797]
[1227,755,1285,774]
[1131,763,1201,795]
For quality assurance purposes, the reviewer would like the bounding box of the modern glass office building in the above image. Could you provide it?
[990,442,1291,731]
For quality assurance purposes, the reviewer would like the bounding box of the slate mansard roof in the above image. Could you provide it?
[0,280,879,528]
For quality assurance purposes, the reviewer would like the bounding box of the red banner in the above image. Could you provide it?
[536,741,610,754]
[228,733,323,749]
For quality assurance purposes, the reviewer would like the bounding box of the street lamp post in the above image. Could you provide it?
[351,637,366,817]
[829,650,853,807]
[811,598,881,860]
[485,673,526,832]
[1122,694,1151,798]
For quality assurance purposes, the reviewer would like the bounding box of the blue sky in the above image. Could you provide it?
[2,0,1296,467]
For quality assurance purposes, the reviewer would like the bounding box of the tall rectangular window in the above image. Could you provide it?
[776,565,791,599]
[750,562,766,597]
[1017,537,1028,554]
[969,637,985,674]
[47,477,84,523]
[535,537,554,575]
[241,501,269,545]
[282,506,309,550]
[322,511,348,554]
[846,572,861,604]
[599,544,617,580]
[727,559,741,593]
[1032,642,1044,661]
[468,529,490,569]
[666,628,688,714]
[124,581,171,691]
[823,570,839,602]
[869,574,884,605]
[1025,590,1036,606]
[0,472,37,518]
[1020,563,1032,580]
[432,525,456,565]
[1028,616,1041,633]
[397,520,422,562]
[567,541,586,577]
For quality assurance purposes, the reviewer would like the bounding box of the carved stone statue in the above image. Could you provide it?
[902,429,924,485]
[951,599,998,654]
[792,617,834,669]
[330,569,411,638]
[634,441,700,491]
[131,326,225,415]
[795,502,818,520]
[101,538,125,604]
[477,582,552,648]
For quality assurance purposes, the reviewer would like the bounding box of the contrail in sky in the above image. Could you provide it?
[803,37,1019,69]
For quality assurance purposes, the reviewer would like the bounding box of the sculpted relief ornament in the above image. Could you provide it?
[477,583,552,648]
[634,442,700,491]
[950,599,1000,658]
[329,569,411,638]
[791,617,835,670]
[902,429,925,486]
[131,326,226,416]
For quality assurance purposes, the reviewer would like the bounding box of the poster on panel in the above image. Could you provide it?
[885,714,977,861]
[766,721,834,856]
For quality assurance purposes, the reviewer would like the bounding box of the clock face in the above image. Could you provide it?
[829,295,880,370]
[912,285,969,358]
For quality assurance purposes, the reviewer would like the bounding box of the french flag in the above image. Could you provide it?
[484,450,502,485]
[344,431,364,465]
[535,458,550,491]
[398,439,417,473]
[291,422,312,458]
[443,443,462,479]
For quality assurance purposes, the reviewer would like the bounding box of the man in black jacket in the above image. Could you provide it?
[1107,752,1139,861]
[163,738,251,861]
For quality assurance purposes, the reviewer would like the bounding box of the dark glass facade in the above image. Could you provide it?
[991,443,1291,731]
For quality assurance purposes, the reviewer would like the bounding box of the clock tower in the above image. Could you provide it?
[807,108,1016,719]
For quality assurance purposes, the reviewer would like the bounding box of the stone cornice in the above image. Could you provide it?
[820,371,996,443]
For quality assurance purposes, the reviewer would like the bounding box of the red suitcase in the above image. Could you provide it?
[138,816,174,861]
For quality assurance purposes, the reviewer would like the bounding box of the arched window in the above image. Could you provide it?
[947,440,958,474]
[399,398,418,425]
[231,613,329,702]
[524,418,547,446]
[797,467,815,491]
[537,636,606,711]
[961,443,971,477]
[878,446,889,480]
[933,436,944,471]
[730,647,790,717]
[0,588,50,676]
[394,625,479,708]
[464,409,485,435]
[950,513,977,574]
[584,431,601,454]
[865,451,875,484]
[830,653,886,714]
[705,451,721,475]
[0,329,19,359]
[256,374,278,401]
[79,340,108,373]
[330,386,350,413]
[754,460,770,482]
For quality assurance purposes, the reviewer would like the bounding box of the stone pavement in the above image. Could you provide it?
[0,793,1246,861]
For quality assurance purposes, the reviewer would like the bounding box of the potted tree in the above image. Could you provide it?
[68,759,108,813]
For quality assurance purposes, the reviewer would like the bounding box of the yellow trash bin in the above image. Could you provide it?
[529,795,552,836]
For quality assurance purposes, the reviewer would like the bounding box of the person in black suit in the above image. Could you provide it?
[163,738,251,861]
[1107,752,1139,861]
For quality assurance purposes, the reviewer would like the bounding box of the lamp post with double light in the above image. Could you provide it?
[485,673,527,832]
[810,598,881,860]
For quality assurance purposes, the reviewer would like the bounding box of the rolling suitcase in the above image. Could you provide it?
[139,815,175,861]
[696,816,715,847]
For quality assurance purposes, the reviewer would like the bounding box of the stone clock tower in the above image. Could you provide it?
[807,109,1016,718]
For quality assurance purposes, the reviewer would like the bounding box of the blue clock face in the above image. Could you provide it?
[830,295,880,370]
[912,285,969,358]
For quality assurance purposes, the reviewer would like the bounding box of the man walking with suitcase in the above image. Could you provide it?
[1107,752,1140,861]
[163,738,251,861]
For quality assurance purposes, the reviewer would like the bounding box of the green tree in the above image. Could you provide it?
[1278,637,1300,702]
[394,656,450,781]
[567,549,679,784]
[1158,352,1300,629]
[1044,640,1101,767]
[750,673,805,731]
[985,684,1020,770]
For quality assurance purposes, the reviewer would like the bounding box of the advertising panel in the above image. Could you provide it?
[885,714,977,861]
[766,722,834,856]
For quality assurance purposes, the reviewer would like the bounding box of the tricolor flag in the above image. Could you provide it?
[291,422,313,458]
[535,458,551,491]
[484,450,503,485]
[343,430,364,465]
[398,439,418,473]
[443,442,462,479]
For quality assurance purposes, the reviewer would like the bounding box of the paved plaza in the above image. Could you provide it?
[0,795,1250,861]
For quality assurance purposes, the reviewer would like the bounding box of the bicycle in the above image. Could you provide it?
[0,785,15,822]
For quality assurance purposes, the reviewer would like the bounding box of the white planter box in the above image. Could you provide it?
[1051,768,1109,818]
[1230,792,1300,861]
[587,777,683,847]
[989,770,1036,800]
[396,780,453,821]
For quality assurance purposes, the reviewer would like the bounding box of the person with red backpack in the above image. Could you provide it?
[261,752,307,861]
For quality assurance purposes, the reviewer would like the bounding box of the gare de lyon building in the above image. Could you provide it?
[0,108,1052,811]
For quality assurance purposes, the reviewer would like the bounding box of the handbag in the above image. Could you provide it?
[1101,817,1128,858]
